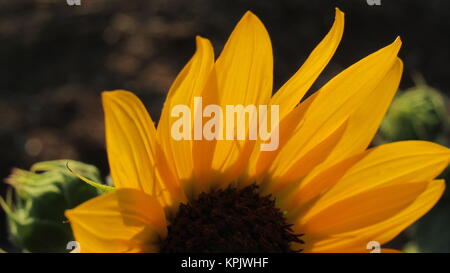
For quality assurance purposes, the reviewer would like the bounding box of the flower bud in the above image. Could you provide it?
[380,81,449,143]
[0,160,102,252]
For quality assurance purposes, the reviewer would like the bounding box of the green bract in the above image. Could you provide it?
[380,81,449,143]
[0,160,103,253]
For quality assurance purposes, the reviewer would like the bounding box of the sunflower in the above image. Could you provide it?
[65,8,450,253]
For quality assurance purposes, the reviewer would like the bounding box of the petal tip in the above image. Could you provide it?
[102,90,132,98]
[381,36,402,55]
[335,7,345,17]
[195,35,206,43]
[64,208,75,219]
[241,10,264,26]
[101,90,116,102]
[244,10,256,18]
[195,35,213,50]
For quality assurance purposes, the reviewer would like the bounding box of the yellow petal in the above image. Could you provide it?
[212,12,273,183]
[192,68,220,193]
[65,188,167,253]
[315,141,447,212]
[367,180,446,245]
[242,92,319,186]
[323,58,403,165]
[156,36,215,198]
[270,8,344,120]
[263,118,349,194]
[297,141,449,227]
[280,151,366,213]
[215,10,273,108]
[211,11,273,186]
[307,180,445,253]
[266,38,402,190]
[300,181,427,235]
[102,90,183,207]
[281,59,404,208]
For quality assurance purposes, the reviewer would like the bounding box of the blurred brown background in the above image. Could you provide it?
[1,0,450,251]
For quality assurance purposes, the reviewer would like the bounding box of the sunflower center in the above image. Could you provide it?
[160,184,303,253]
